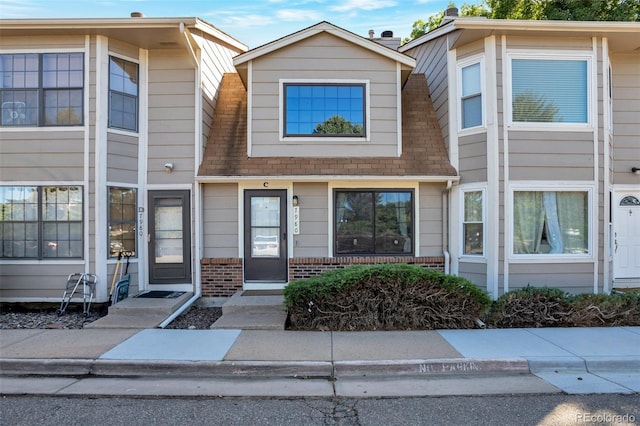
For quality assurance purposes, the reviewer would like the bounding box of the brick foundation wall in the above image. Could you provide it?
[200,256,445,296]
[289,257,445,281]
[200,258,243,297]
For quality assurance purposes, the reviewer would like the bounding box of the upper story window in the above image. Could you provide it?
[0,53,84,127]
[458,57,483,130]
[335,190,413,256]
[283,82,366,138]
[109,56,138,132]
[509,54,589,125]
[1,185,83,259]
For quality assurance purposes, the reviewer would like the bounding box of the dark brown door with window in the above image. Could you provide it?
[244,189,287,282]
[148,190,191,284]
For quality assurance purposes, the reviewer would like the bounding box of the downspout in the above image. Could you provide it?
[442,179,453,274]
[158,22,202,328]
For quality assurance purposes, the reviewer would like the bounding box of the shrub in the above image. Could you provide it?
[284,264,491,331]
[486,286,571,328]
[566,292,640,327]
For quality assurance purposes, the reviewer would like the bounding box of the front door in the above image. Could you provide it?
[613,192,640,281]
[244,189,288,282]
[148,190,191,284]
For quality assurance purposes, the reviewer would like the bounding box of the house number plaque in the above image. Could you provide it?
[293,206,300,235]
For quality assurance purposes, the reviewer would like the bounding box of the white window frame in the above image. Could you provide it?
[460,185,486,259]
[279,78,371,143]
[107,52,140,135]
[506,51,594,131]
[457,55,485,133]
[507,182,595,262]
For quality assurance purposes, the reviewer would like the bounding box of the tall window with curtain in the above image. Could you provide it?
[513,190,588,255]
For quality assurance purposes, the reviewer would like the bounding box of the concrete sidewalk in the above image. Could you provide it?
[1,326,638,397]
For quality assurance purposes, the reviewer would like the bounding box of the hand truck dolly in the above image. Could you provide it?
[56,273,98,317]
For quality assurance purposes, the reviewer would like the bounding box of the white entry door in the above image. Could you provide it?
[613,192,640,281]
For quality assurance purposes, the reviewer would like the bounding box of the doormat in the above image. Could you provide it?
[242,290,283,296]
[136,291,185,299]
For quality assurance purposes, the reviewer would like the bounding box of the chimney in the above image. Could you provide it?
[370,29,401,50]
[369,29,375,39]
[130,11,144,18]
[442,7,458,24]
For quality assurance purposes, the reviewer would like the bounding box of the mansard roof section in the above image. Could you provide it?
[233,21,416,76]
[0,17,247,53]
[400,17,640,54]
[198,73,457,181]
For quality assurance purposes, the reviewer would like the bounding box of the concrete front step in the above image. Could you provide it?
[221,291,285,315]
[210,310,288,330]
[84,292,193,329]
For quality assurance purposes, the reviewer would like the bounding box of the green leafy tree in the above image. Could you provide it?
[313,115,363,135]
[512,91,559,122]
[405,0,639,42]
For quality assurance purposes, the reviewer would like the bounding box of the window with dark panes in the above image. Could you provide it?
[284,83,365,137]
[0,53,84,126]
[335,190,412,255]
[1,186,83,259]
[108,187,137,258]
[109,56,138,132]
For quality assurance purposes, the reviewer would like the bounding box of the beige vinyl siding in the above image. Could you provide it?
[509,263,594,294]
[193,32,240,149]
[506,36,592,51]
[0,35,85,49]
[107,132,138,183]
[418,183,443,257]
[0,264,86,299]
[250,32,399,157]
[458,262,488,292]
[0,131,85,181]
[406,36,450,149]
[292,182,329,257]
[611,54,640,185]
[147,49,196,184]
[109,38,139,59]
[508,132,595,181]
[459,132,488,183]
[202,183,239,258]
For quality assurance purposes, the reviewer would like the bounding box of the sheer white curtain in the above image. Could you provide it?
[543,192,563,254]
[513,192,545,254]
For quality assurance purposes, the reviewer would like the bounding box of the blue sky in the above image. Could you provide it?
[0,0,451,48]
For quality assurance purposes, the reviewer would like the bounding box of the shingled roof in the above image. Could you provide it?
[197,73,457,179]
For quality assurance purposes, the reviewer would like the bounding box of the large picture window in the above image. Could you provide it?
[335,190,412,255]
[513,190,589,256]
[284,83,365,137]
[109,56,138,132]
[0,53,84,126]
[108,187,137,258]
[510,56,588,124]
[1,186,83,259]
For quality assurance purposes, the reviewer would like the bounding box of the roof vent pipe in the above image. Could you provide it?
[368,29,374,39]
[130,11,144,18]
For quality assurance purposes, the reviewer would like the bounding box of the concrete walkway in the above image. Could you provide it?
[1,326,638,397]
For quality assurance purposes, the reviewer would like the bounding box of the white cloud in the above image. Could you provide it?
[222,14,275,28]
[276,9,321,21]
[329,0,396,12]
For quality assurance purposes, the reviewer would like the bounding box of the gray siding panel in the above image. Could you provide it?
[419,183,444,257]
[0,131,85,181]
[508,131,595,181]
[0,264,87,299]
[293,183,329,257]
[459,132,488,183]
[509,263,594,294]
[611,54,640,185]
[459,261,488,291]
[202,183,239,258]
[107,132,138,184]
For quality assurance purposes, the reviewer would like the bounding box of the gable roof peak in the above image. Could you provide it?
[233,20,415,68]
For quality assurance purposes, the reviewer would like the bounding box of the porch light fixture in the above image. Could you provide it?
[292,195,299,206]
[164,163,174,173]
[632,167,640,175]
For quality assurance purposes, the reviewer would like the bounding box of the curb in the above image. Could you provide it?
[334,358,530,377]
